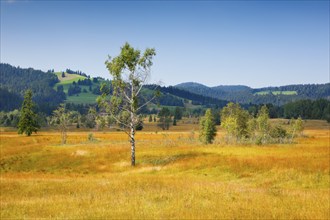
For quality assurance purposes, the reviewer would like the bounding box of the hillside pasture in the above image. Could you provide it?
[61,84,99,104]
[54,72,86,84]
[65,92,100,104]
[0,120,329,219]
[255,90,298,96]
[53,72,100,104]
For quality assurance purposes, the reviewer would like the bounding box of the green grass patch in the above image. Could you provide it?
[255,90,297,96]
[52,73,101,104]
[65,93,99,104]
[54,72,86,85]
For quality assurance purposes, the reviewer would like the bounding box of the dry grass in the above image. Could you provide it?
[0,120,329,219]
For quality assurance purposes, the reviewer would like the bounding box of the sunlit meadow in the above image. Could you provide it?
[1,120,329,219]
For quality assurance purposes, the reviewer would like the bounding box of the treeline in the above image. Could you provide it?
[253,83,330,99]
[0,102,98,128]
[67,80,109,96]
[65,69,88,77]
[145,85,228,107]
[282,99,330,120]
[176,82,330,105]
[246,99,330,122]
[0,63,66,114]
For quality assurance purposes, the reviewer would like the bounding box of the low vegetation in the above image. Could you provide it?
[0,120,329,219]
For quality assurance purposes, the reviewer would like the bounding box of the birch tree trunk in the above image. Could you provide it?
[130,125,135,166]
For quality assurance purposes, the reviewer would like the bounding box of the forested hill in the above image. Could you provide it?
[144,85,228,108]
[1,63,329,115]
[0,63,66,113]
[176,82,330,105]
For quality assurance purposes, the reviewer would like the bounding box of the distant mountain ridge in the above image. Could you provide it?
[175,82,330,105]
[1,63,329,114]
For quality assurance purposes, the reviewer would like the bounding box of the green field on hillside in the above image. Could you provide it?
[53,72,100,104]
[54,72,86,85]
[255,90,297,96]
[66,92,99,104]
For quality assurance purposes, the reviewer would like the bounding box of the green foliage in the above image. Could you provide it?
[135,118,144,131]
[0,63,65,114]
[158,107,172,130]
[174,107,183,120]
[220,104,303,145]
[98,42,156,166]
[283,99,330,120]
[289,117,304,139]
[177,82,330,105]
[84,107,97,129]
[199,109,217,144]
[255,105,271,144]
[270,125,288,143]
[51,104,72,144]
[0,110,20,127]
[221,103,249,143]
[0,64,65,114]
[88,133,96,142]
[17,90,40,136]
[96,115,106,131]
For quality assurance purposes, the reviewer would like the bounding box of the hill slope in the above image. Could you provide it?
[175,82,330,105]
[0,63,66,113]
[55,72,87,84]
[53,72,103,104]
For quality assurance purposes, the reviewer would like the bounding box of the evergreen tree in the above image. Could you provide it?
[17,90,40,136]
[173,117,177,126]
[148,115,153,122]
[158,107,171,130]
[199,109,217,144]
[174,107,183,120]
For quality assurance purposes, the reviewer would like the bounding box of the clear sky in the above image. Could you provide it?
[1,0,329,88]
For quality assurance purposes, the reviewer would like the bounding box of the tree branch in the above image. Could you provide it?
[136,94,158,111]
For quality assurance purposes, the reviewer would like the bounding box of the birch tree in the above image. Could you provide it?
[51,104,72,145]
[98,43,156,166]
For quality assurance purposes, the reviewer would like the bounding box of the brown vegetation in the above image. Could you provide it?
[0,120,329,219]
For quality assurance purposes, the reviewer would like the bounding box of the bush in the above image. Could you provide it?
[88,133,95,142]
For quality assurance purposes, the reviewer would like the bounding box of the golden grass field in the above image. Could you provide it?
[1,120,329,219]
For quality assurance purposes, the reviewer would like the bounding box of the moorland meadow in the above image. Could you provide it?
[1,120,329,219]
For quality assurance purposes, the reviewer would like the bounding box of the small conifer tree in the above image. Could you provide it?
[199,109,217,144]
[18,89,40,136]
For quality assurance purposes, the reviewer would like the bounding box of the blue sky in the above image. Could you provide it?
[1,0,329,88]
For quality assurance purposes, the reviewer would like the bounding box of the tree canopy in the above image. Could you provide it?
[98,43,156,166]
[17,90,40,136]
